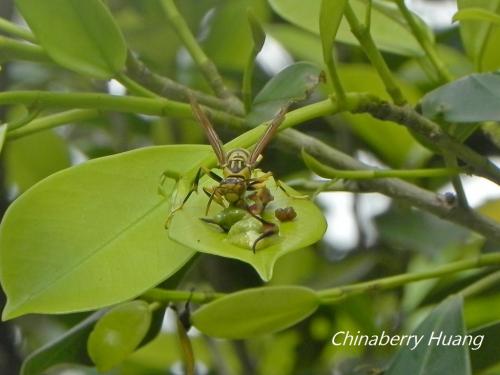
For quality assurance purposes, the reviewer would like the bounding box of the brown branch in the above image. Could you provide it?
[277,128,500,244]
[352,95,500,185]
[126,53,244,116]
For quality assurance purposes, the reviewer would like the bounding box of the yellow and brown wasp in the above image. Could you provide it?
[164,95,299,251]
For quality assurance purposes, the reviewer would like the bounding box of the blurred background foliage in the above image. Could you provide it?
[0,0,499,374]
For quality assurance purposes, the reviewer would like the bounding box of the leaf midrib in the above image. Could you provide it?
[11,198,167,312]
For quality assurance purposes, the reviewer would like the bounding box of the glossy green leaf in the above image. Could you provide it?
[248,11,266,52]
[457,0,500,72]
[339,65,431,167]
[421,72,500,123]
[191,286,319,338]
[248,62,323,125]
[464,294,500,328]
[398,45,474,89]
[268,0,426,56]
[482,122,500,150]
[0,146,207,320]
[22,304,164,374]
[243,10,267,111]
[470,320,500,372]
[386,295,471,375]
[168,174,326,281]
[319,0,346,59]
[375,206,470,256]
[87,301,152,372]
[15,0,127,78]
[21,311,102,375]
[454,7,500,25]
[202,0,270,70]
[5,130,71,194]
[0,123,6,153]
[479,199,500,222]
[266,24,323,64]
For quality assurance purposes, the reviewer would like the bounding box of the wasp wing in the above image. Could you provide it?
[189,94,227,166]
[249,104,289,166]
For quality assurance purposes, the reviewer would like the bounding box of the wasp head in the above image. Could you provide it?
[223,148,252,179]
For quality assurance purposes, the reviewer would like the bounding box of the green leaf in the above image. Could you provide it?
[421,72,500,123]
[482,122,500,150]
[479,199,500,222]
[243,10,267,111]
[0,146,206,320]
[0,123,6,153]
[470,320,500,372]
[398,45,474,89]
[15,0,127,78]
[202,0,270,70]
[168,175,326,281]
[22,303,164,374]
[248,10,266,52]
[268,0,426,56]
[457,0,500,72]
[386,295,471,375]
[266,24,323,64]
[319,0,346,60]
[5,130,71,194]
[21,311,102,375]
[375,206,471,256]
[248,61,323,125]
[87,301,152,372]
[464,294,500,328]
[169,176,325,281]
[454,7,500,25]
[191,286,319,338]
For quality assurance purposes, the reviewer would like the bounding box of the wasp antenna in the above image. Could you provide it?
[188,93,227,166]
[249,103,290,165]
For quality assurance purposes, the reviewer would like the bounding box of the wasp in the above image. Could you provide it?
[163,95,300,251]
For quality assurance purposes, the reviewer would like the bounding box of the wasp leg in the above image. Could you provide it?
[203,186,225,209]
[271,173,309,199]
[252,221,279,253]
[158,170,182,197]
[247,172,273,190]
[201,166,223,182]
[245,210,279,253]
[204,186,227,215]
[164,167,224,228]
[164,168,204,228]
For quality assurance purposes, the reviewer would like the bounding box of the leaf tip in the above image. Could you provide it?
[253,260,274,282]
[1,300,22,321]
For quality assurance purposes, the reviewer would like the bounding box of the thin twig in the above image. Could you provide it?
[278,128,500,243]
[343,3,406,105]
[126,52,243,115]
[395,0,453,83]
[160,0,243,111]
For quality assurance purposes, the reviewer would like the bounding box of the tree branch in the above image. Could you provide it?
[0,36,49,63]
[343,3,406,105]
[1,90,498,242]
[394,0,453,83]
[144,252,500,305]
[318,252,500,303]
[160,0,243,112]
[354,96,500,185]
[278,128,500,243]
[125,52,243,115]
